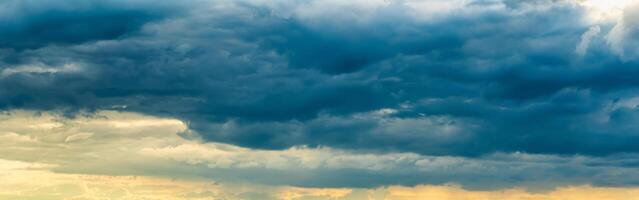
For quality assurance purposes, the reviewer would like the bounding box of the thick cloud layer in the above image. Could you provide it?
[3,110,639,190]
[2,0,639,158]
[0,0,182,50]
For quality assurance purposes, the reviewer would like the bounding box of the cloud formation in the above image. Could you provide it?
[3,0,639,191]
[4,157,639,200]
[2,110,639,190]
[0,0,181,50]
[607,2,639,60]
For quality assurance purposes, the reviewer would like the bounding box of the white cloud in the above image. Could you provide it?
[1,63,83,77]
[606,2,639,60]
[579,0,635,23]
[576,26,601,56]
[141,143,426,171]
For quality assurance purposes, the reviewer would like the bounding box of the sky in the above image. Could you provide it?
[2,0,639,199]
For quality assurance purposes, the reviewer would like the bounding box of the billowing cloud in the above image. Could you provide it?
[0,0,182,50]
[1,0,638,157]
[607,2,639,60]
[3,0,639,195]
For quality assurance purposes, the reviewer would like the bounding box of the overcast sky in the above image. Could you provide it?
[3,0,639,199]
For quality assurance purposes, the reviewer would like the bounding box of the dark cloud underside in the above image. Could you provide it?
[2,0,639,158]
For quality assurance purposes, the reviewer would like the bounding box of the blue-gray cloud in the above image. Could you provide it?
[0,0,182,50]
[2,0,639,160]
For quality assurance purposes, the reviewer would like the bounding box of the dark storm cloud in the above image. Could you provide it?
[3,0,639,159]
[0,0,181,50]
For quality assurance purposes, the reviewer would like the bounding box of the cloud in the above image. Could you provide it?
[577,26,601,56]
[4,157,639,199]
[378,185,639,200]
[0,0,182,50]
[607,2,639,60]
[3,110,639,189]
[0,159,278,200]
[1,63,83,77]
[2,0,639,161]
